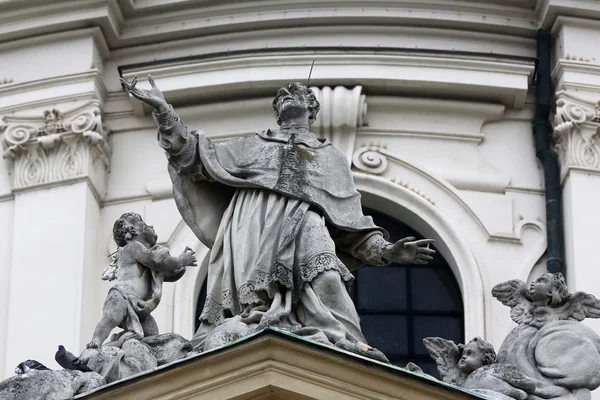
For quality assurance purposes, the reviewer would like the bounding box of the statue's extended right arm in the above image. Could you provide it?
[120,75,204,176]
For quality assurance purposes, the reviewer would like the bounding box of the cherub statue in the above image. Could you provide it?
[423,337,496,386]
[87,212,197,348]
[492,272,600,329]
[492,273,600,399]
[423,337,552,400]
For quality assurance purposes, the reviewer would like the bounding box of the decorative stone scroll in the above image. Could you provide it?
[0,101,110,194]
[553,91,600,179]
[352,144,389,175]
[310,86,367,162]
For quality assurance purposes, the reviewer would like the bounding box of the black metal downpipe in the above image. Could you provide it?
[534,29,565,275]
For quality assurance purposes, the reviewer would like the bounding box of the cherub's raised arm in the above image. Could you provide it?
[126,241,196,275]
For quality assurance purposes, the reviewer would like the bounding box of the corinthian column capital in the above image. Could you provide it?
[553,91,600,179]
[0,101,110,197]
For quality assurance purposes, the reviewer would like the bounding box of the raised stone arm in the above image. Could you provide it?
[120,75,169,113]
[120,75,204,175]
[127,241,197,276]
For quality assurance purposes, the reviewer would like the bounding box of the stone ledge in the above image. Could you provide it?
[78,328,484,400]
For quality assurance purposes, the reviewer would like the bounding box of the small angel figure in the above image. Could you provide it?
[492,272,600,329]
[492,272,600,399]
[423,337,552,400]
[101,252,119,282]
[87,212,197,348]
[423,336,495,386]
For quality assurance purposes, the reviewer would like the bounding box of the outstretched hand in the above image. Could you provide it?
[178,246,198,268]
[383,236,435,264]
[120,74,168,113]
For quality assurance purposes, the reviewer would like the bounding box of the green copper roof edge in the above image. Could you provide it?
[76,327,489,399]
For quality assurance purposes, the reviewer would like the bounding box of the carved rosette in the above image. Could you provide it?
[310,86,367,162]
[0,101,110,195]
[553,91,600,179]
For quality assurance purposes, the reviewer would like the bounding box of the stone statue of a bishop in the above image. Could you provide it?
[121,75,435,361]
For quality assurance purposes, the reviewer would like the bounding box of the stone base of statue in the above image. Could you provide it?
[80,333,192,384]
[0,369,105,400]
[200,315,389,363]
[70,328,485,400]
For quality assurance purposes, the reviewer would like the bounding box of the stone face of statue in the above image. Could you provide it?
[458,341,486,374]
[271,82,320,126]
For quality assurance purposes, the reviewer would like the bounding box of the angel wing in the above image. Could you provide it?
[422,337,464,385]
[491,279,534,326]
[557,291,600,322]
[101,264,117,281]
[101,248,120,281]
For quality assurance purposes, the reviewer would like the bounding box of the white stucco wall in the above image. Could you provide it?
[0,2,599,398]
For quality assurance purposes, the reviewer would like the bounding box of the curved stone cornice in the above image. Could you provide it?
[0,101,110,196]
[553,90,600,179]
[0,1,537,48]
[121,52,533,110]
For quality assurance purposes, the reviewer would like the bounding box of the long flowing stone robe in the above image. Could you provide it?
[156,107,391,351]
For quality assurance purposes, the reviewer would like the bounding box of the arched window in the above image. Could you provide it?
[349,208,464,376]
[194,209,464,377]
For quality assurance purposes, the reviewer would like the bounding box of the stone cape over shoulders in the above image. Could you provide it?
[197,130,354,196]
[169,129,387,264]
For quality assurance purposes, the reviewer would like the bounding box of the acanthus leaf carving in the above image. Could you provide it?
[553,91,600,178]
[0,101,111,195]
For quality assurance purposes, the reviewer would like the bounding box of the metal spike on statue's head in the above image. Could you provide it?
[307,59,315,87]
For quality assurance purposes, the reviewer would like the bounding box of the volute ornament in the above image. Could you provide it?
[352,144,389,174]
[553,91,600,178]
[0,101,110,193]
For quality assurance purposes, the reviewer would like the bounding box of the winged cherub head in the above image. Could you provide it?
[457,337,496,374]
[527,272,570,307]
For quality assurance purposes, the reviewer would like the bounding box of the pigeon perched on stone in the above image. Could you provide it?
[14,359,50,374]
[55,345,92,372]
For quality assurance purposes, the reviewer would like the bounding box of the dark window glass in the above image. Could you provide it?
[349,208,464,377]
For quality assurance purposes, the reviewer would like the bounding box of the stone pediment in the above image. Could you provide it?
[77,328,482,400]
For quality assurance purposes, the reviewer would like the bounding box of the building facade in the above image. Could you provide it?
[0,0,599,395]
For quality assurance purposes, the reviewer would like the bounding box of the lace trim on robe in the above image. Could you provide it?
[199,251,354,325]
